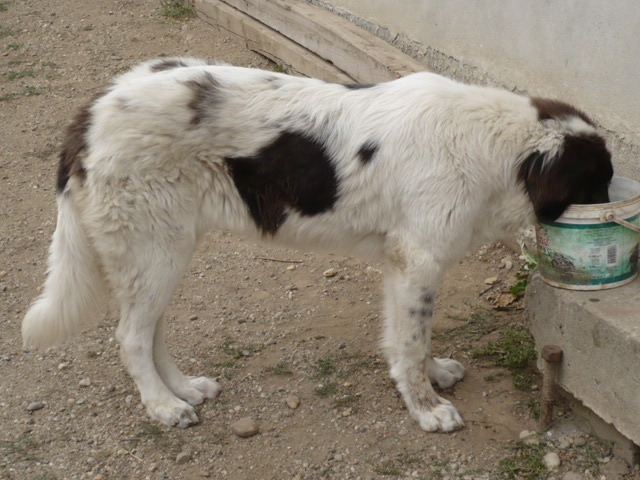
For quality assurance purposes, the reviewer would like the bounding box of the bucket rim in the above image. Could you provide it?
[559,176,640,220]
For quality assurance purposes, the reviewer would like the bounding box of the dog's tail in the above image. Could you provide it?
[22,192,107,349]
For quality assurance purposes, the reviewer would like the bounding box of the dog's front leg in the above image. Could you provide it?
[382,250,464,432]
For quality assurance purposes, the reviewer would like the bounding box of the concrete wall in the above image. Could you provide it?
[306,0,640,181]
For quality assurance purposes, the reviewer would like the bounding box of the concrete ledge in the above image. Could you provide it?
[526,273,640,448]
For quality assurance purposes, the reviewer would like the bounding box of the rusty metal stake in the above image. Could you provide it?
[538,344,563,432]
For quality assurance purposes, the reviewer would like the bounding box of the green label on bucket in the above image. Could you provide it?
[536,214,640,286]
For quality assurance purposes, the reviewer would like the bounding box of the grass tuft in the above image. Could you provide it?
[497,442,546,480]
[160,0,196,20]
[265,362,293,375]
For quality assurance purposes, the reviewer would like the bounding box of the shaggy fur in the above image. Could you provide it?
[23,58,613,431]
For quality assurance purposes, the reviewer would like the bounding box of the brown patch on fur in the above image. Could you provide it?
[150,58,188,72]
[56,92,106,193]
[531,97,594,126]
[185,72,221,126]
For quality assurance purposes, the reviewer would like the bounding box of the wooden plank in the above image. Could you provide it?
[194,0,355,83]
[217,0,427,83]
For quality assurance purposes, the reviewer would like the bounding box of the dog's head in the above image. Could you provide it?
[518,98,614,223]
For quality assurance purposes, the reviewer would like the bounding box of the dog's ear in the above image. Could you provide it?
[518,134,613,222]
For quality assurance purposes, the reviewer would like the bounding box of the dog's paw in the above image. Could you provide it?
[410,397,464,432]
[146,398,200,428]
[168,376,221,406]
[427,357,465,389]
[186,376,221,403]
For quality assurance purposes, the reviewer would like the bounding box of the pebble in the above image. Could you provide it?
[231,417,259,438]
[500,257,514,270]
[573,436,587,447]
[79,377,91,387]
[543,452,561,470]
[484,276,499,285]
[557,437,572,450]
[175,451,191,464]
[562,472,582,480]
[189,314,199,321]
[26,401,44,411]
[285,395,300,410]
[323,268,338,278]
[286,265,297,271]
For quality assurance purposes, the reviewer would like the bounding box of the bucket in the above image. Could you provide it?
[535,176,640,290]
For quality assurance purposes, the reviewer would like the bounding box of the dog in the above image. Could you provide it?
[23,57,613,431]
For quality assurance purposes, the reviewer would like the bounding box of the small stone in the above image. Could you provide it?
[231,417,259,438]
[500,257,514,270]
[562,472,582,480]
[484,276,499,285]
[543,452,561,470]
[26,401,44,411]
[342,408,353,417]
[285,396,300,410]
[323,268,338,278]
[519,430,540,445]
[79,377,91,387]
[175,451,191,464]
[57,362,69,370]
[286,265,296,271]
[558,437,572,450]
[189,315,198,321]
[573,436,587,447]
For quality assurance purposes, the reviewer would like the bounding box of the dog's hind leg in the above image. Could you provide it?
[107,230,203,428]
[382,242,464,432]
[153,316,221,406]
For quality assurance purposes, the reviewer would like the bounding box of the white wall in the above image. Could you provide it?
[308,0,640,180]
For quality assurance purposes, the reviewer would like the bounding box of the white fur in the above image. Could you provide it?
[24,58,604,431]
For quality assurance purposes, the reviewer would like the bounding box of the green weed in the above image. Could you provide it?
[331,393,360,409]
[314,382,338,397]
[0,86,41,101]
[436,311,500,345]
[265,362,293,375]
[375,463,402,476]
[0,432,40,462]
[313,354,338,377]
[497,442,547,479]
[220,338,263,359]
[160,0,195,20]
[7,69,35,80]
[473,327,535,370]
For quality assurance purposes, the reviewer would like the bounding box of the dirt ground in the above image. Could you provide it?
[0,1,636,479]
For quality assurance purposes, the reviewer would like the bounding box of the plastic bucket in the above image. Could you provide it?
[535,176,640,290]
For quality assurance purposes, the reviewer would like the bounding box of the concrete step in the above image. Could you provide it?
[526,273,640,451]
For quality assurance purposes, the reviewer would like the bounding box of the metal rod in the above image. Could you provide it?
[538,344,563,432]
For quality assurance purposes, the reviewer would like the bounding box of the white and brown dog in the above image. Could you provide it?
[23,58,613,431]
